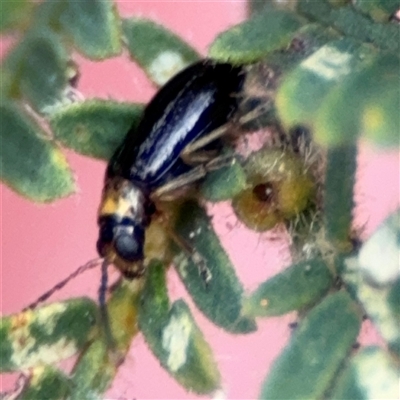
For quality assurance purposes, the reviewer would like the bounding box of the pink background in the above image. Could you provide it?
[1,2,399,399]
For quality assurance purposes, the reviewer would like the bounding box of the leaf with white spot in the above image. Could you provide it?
[342,272,400,356]
[15,365,71,399]
[0,298,97,372]
[1,101,75,202]
[342,209,400,355]
[164,301,221,393]
[276,38,376,132]
[138,261,221,394]
[314,53,400,147]
[331,346,400,399]
[123,18,200,86]
[3,27,70,114]
[358,209,400,285]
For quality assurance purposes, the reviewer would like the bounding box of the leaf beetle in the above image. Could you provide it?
[96,59,245,280]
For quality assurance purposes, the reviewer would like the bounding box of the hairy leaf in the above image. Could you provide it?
[4,28,70,113]
[209,8,304,63]
[276,38,376,131]
[138,261,221,394]
[244,258,334,317]
[174,201,257,333]
[201,158,247,202]
[123,18,199,85]
[324,145,357,249]
[1,298,97,372]
[297,0,400,51]
[1,102,75,202]
[314,53,399,147]
[16,365,71,400]
[50,99,144,160]
[59,0,121,59]
[260,291,361,399]
[331,346,400,399]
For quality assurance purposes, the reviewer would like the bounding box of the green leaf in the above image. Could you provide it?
[4,28,70,113]
[0,67,14,99]
[260,291,362,400]
[264,22,341,74]
[107,280,141,354]
[16,365,71,400]
[59,0,121,59]
[359,57,400,148]
[208,8,304,64]
[341,275,399,355]
[138,261,221,394]
[332,5,400,51]
[0,102,75,202]
[247,0,272,15]
[201,158,247,202]
[330,346,400,399]
[0,0,33,32]
[138,261,170,335]
[164,300,221,394]
[388,279,400,319]
[362,87,399,147]
[29,0,65,31]
[123,18,200,85]
[69,280,141,399]
[244,258,334,318]
[174,201,257,333]
[358,209,400,286]
[276,38,376,131]
[69,339,113,400]
[324,145,357,249]
[314,53,399,147]
[0,298,97,372]
[343,210,400,355]
[353,0,400,22]
[248,0,297,16]
[49,100,144,160]
[297,0,400,51]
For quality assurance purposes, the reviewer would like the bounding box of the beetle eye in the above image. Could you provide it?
[114,233,142,261]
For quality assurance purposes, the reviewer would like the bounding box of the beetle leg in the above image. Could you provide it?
[151,153,236,201]
[180,149,219,166]
[152,167,206,200]
[181,124,229,158]
[180,104,268,157]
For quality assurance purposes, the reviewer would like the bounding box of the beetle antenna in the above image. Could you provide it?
[98,259,109,310]
[24,258,103,310]
[98,259,117,351]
